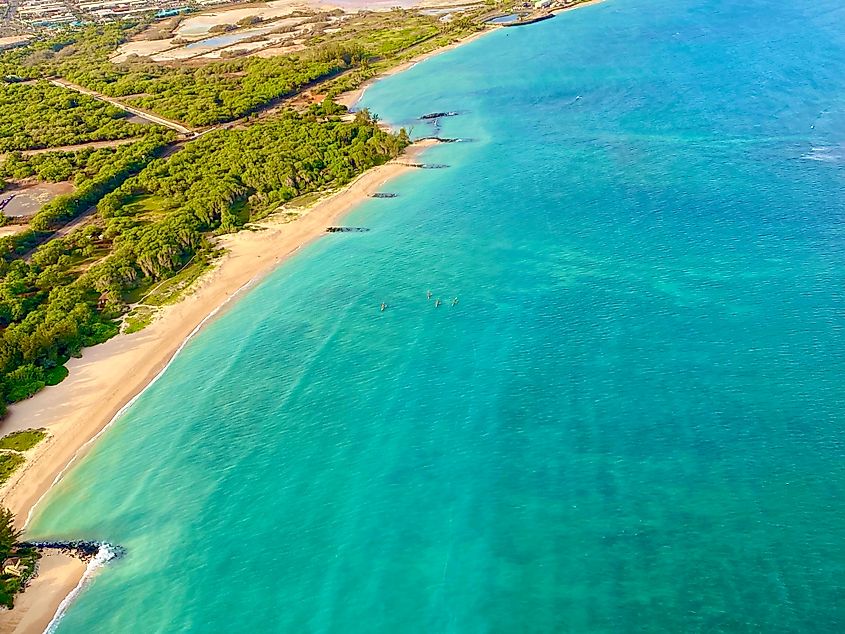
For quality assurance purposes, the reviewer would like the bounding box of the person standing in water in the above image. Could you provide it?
[427,290,432,300]
[435,298,442,308]
[451,297,459,306]
[380,302,387,312]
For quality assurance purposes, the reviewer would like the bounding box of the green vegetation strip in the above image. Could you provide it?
[0,108,405,411]
[0,452,24,484]
[0,428,47,452]
[0,12,482,127]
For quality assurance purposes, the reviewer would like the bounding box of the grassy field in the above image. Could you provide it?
[0,428,47,452]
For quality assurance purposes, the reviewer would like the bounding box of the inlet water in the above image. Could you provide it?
[29,0,845,631]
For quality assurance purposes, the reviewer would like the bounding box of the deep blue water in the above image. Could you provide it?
[29,0,845,631]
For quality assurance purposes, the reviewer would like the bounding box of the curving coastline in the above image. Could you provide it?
[0,3,608,628]
[0,22,497,627]
[0,140,436,633]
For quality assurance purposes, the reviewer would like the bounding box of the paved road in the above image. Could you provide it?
[50,78,195,135]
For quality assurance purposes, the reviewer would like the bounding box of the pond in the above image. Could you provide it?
[486,13,522,24]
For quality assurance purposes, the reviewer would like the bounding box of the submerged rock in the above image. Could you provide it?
[420,111,460,120]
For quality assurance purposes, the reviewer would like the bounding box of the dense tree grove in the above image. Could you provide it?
[124,48,359,127]
[0,131,174,245]
[0,81,149,152]
[27,131,175,232]
[0,225,123,408]
[100,108,408,233]
[0,135,171,185]
[0,110,405,409]
[0,12,458,127]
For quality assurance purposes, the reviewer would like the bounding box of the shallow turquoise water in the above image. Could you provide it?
[30,0,845,631]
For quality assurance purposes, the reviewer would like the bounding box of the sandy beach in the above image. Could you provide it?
[0,4,605,627]
[0,141,435,520]
[0,141,433,630]
[0,554,85,633]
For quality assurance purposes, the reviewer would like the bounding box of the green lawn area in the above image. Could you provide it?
[0,452,25,485]
[123,305,155,334]
[143,256,212,307]
[0,428,47,452]
[121,194,173,221]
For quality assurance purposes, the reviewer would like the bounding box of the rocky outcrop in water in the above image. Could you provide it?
[399,162,450,169]
[416,137,467,144]
[420,112,460,120]
[21,540,126,563]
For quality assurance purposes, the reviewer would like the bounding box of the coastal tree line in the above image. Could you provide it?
[0,14,424,410]
[0,109,406,411]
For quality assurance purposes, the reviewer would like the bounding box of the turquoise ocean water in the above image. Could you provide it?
[29,0,845,631]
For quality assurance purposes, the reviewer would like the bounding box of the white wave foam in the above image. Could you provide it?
[801,146,840,162]
[801,152,838,162]
[43,544,118,634]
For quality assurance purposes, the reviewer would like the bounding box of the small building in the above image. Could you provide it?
[3,558,23,577]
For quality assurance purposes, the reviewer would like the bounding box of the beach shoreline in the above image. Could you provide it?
[0,140,435,631]
[0,553,84,634]
[0,22,492,628]
[0,3,605,627]
[0,140,436,524]
[0,23,496,531]
[335,29,492,111]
